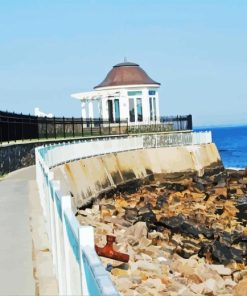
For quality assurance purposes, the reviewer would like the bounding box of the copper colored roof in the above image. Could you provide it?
[94,62,160,89]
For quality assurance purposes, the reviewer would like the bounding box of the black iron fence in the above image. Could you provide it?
[160,115,192,130]
[0,111,192,144]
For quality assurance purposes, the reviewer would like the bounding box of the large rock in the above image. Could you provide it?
[190,278,220,295]
[233,278,247,296]
[208,264,232,276]
[124,221,148,240]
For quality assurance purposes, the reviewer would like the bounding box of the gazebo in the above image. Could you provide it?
[71,61,161,125]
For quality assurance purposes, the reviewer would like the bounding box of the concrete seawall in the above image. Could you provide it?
[53,143,222,209]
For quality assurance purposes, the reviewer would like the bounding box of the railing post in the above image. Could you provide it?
[0,114,2,144]
[21,115,24,141]
[72,116,75,138]
[45,116,48,139]
[90,118,92,136]
[61,195,72,294]
[54,116,56,139]
[63,117,66,138]
[79,226,94,296]
[108,119,111,135]
[118,119,121,135]
[81,117,84,137]
[37,116,39,141]
[7,116,9,143]
[14,117,16,142]
[99,117,101,136]
[188,114,193,130]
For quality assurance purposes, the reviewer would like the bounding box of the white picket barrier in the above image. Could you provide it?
[35,131,211,295]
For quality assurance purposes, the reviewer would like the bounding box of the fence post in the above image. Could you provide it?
[37,116,39,141]
[54,117,56,139]
[126,118,129,135]
[188,114,193,130]
[61,195,73,295]
[14,117,16,142]
[45,116,48,139]
[99,117,101,136]
[79,226,95,296]
[7,116,9,143]
[108,119,111,135]
[63,117,66,138]
[72,117,75,138]
[118,119,121,135]
[21,115,24,141]
[90,118,92,136]
[81,117,84,137]
[0,114,2,144]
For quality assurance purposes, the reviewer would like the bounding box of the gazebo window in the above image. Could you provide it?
[149,90,156,96]
[128,90,142,96]
[129,98,135,122]
[137,98,143,122]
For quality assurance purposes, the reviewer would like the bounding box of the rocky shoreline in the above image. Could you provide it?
[76,168,247,296]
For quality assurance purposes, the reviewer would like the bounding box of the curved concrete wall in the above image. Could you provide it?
[53,143,222,208]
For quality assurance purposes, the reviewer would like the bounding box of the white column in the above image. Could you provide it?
[97,98,102,119]
[101,97,108,120]
[119,90,128,122]
[88,99,94,119]
[134,97,138,124]
[142,88,149,124]
[81,99,87,119]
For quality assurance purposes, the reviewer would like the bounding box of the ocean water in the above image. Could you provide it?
[196,126,247,169]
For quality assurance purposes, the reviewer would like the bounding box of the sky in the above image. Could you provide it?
[0,0,247,127]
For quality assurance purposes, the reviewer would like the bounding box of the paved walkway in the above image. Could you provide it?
[0,167,35,296]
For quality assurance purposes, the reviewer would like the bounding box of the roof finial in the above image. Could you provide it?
[124,57,127,62]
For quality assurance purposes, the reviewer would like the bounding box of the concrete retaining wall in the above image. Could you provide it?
[53,143,222,208]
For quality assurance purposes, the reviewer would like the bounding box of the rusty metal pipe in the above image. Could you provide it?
[95,235,129,263]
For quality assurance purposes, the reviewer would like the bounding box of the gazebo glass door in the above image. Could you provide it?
[107,98,120,123]
[108,100,114,123]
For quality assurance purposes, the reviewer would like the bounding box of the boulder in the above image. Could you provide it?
[124,221,148,240]
[190,278,220,295]
[124,207,138,222]
[208,264,232,276]
[111,268,129,277]
[233,278,247,296]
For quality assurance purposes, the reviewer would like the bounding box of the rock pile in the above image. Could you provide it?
[76,169,247,295]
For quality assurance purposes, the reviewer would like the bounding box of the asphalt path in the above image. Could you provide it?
[0,167,35,295]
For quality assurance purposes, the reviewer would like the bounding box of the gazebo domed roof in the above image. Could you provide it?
[94,61,160,89]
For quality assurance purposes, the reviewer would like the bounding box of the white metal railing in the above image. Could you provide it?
[35,131,211,295]
[36,149,120,296]
[41,131,211,168]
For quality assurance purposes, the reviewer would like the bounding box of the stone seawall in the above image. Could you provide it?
[53,143,223,208]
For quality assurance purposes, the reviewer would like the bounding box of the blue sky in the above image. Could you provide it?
[0,0,247,126]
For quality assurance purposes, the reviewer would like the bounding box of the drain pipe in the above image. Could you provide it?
[95,235,129,263]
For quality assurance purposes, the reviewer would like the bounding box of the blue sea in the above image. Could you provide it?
[196,126,247,169]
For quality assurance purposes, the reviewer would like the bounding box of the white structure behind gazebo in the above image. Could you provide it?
[71,61,161,125]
